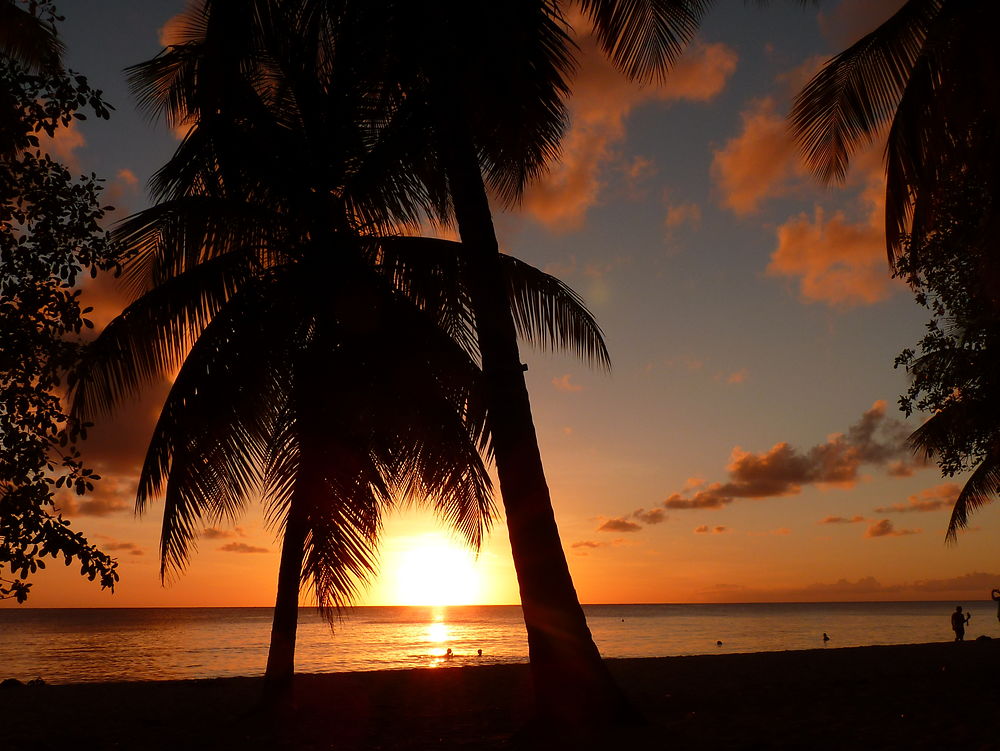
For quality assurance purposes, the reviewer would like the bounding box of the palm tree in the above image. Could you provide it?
[73,0,609,693]
[789,0,1000,265]
[359,0,713,725]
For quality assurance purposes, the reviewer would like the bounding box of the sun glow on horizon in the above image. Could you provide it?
[390,534,484,606]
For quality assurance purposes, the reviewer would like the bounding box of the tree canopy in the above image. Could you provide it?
[0,2,118,601]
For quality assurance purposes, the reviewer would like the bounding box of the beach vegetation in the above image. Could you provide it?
[894,178,1000,540]
[0,0,119,602]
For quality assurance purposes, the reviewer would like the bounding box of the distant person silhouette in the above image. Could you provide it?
[477,649,482,657]
[992,588,1000,623]
[716,640,723,647]
[823,632,830,644]
[952,606,971,641]
[445,648,453,658]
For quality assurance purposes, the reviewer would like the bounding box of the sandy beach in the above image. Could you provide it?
[3,640,999,750]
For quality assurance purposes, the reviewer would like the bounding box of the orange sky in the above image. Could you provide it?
[8,0,999,610]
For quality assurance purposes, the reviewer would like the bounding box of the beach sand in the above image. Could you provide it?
[3,640,999,749]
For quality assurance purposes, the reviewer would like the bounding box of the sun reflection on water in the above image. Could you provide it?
[427,620,449,644]
[425,610,455,665]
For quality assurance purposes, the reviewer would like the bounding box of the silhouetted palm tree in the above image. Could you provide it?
[789,0,1000,264]
[363,0,713,725]
[74,0,609,692]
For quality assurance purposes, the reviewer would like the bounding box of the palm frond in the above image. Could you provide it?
[789,0,942,184]
[71,249,257,420]
[137,285,292,579]
[946,448,1000,542]
[578,0,712,83]
[114,197,285,296]
[502,255,611,370]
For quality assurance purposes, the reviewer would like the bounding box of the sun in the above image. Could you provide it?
[391,533,483,606]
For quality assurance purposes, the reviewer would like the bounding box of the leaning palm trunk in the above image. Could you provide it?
[439,118,632,726]
[264,492,309,689]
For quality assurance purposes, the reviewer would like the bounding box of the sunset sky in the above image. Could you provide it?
[9,0,999,609]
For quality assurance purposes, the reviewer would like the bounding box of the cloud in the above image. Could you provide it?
[703,571,1000,603]
[622,155,657,198]
[632,508,667,525]
[664,201,702,230]
[552,374,584,393]
[662,400,925,511]
[694,525,728,534]
[865,519,920,538]
[874,483,961,514]
[598,517,643,533]
[766,198,899,308]
[202,526,247,539]
[117,168,139,187]
[720,368,748,385]
[54,475,136,517]
[219,542,269,554]
[818,515,867,524]
[522,36,737,230]
[571,540,603,549]
[37,119,86,173]
[712,97,805,214]
[103,541,143,555]
[709,52,900,309]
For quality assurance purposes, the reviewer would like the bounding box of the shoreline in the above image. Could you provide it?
[4,640,1000,748]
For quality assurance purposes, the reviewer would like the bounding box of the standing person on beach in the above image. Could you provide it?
[992,589,1000,624]
[951,606,971,641]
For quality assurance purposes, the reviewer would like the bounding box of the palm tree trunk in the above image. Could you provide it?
[439,122,634,728]
[263,493,308,695]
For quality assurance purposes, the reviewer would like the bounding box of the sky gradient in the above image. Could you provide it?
[8,0,998,609]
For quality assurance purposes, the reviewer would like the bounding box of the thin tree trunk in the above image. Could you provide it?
[439,123,634,728]
[263,492,309,697]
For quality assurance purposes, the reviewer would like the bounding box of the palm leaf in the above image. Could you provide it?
[789,0,942,185]
[946,448,1000,542]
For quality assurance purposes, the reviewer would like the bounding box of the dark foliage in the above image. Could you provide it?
[0,4,118,602]
[895,178,1000,539]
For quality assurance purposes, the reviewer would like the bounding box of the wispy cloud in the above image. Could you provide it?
[864,519,920,538]
[662,401,923,511]
[219,542,269,554]
[522,32,736,231]
[874,483,960,514]
[552,374,585,393]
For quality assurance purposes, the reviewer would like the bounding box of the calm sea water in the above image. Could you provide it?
[1,602,997,684]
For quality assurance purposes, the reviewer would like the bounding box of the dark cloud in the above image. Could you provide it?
[662,401,925,511]
[818,515,866,524]
[694,525,728,535]
[631,508,667,525]
[702,571,1000,603]
[874,483,960,514]
[219,542,269,554]
[597,517,642,533]
[865,519,920,538]
[571,540,602,549]
[202,526,247,539]
[54,475,136,517]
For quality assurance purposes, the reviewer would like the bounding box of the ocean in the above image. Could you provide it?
[1,601,997,684]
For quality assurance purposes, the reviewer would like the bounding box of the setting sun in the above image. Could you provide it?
[390,534,484,606]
